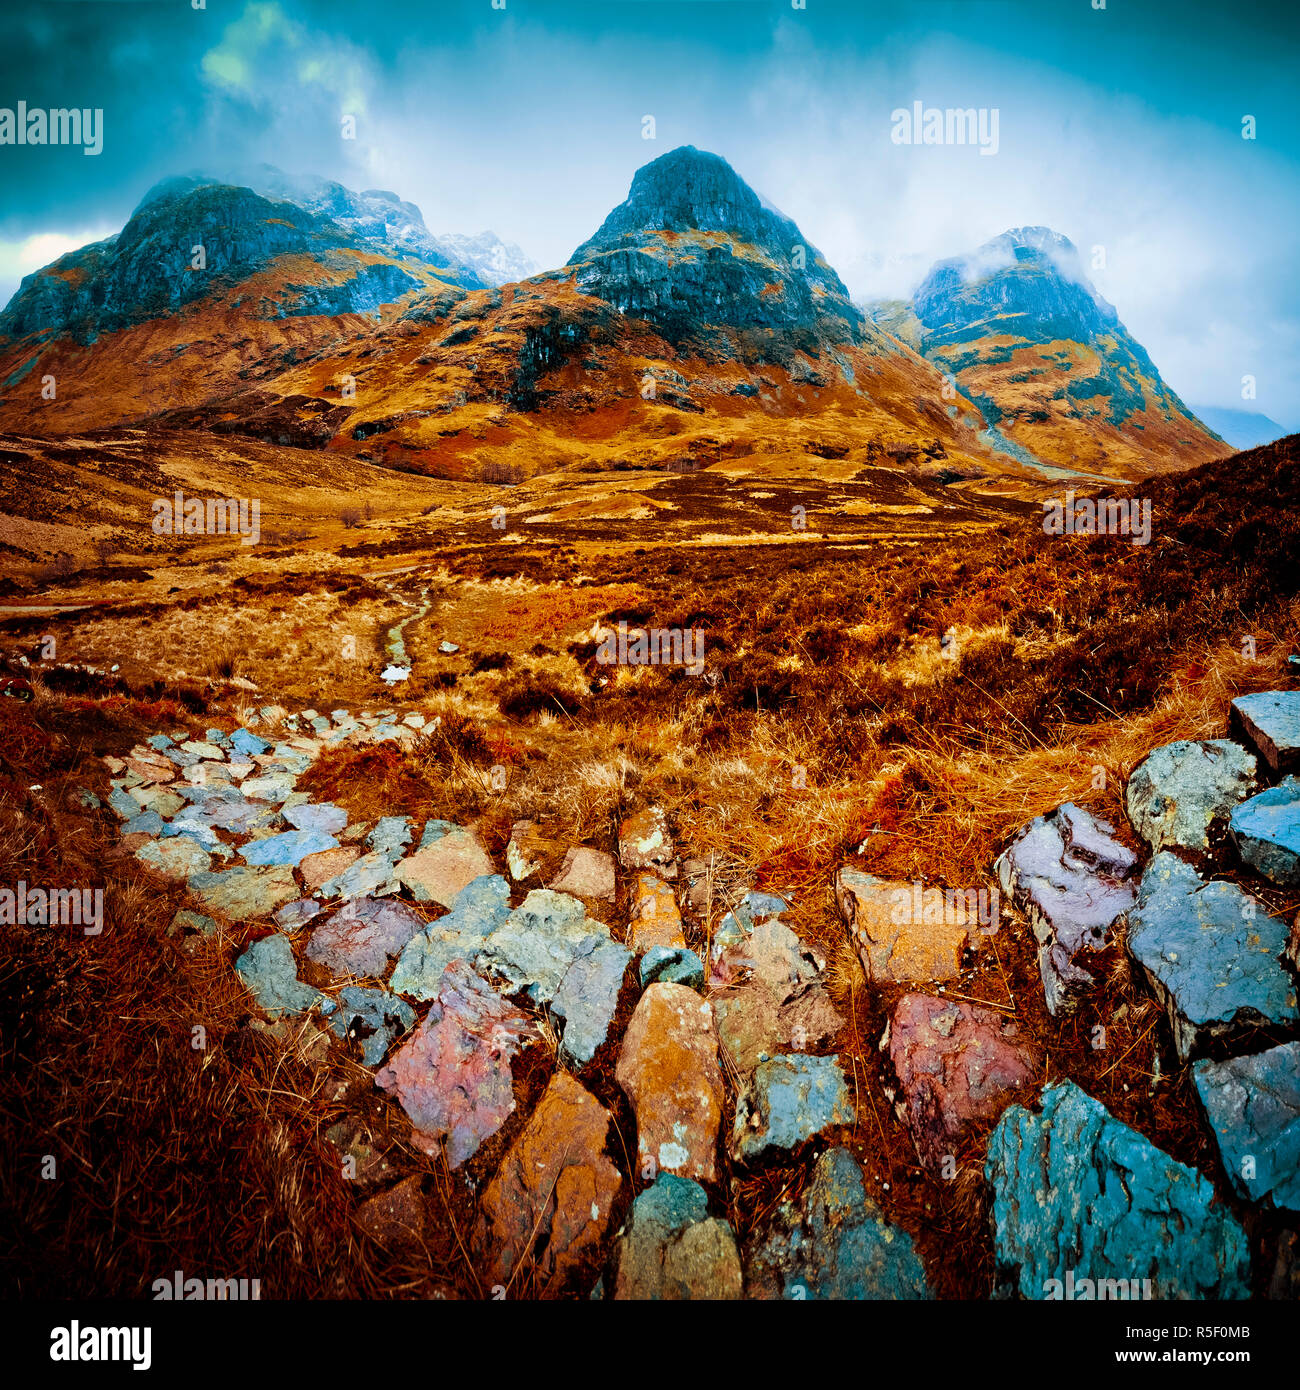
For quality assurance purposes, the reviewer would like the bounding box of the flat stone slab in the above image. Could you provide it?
[327,985,416,1066]
[985,1080,1251,1299]
[1231,690,1300,775]
[1125,738,1258,853]
[273,898,323,932]
[474,1072,623,1293]
[1193,1042,1300,1212]
[135,836,211,880]
[835,868,970,984]
[745,1147,932,1299]
[395,828,494,907]
[241,827,339,867]
[885,993,1039,1170]
[994,802,1138,1015]
[731,1053,854,1163]
[710,890,789,959]
[240,775,296,802]
[300,845,360,892]
[367,816,413,860]
[1230,777,1300,885]
[389,875,513,1001]
[284,801,349,835]
[1127,852,1297,1060]
[617,983,724,1183]
[551,938,632,1065]
[187,865,300,923]
[306,895,426,979]
[229,728,271,758]
[319,851,397,901]
[608,1173,742,1300]
[375,960,539,1167]
[618,807,674,871]
[549,846,617,901]
[236,933,330,1018]
[477,889,610,1003]
[628,872,685,953]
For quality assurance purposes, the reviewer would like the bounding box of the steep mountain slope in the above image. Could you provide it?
[869,227,1230,478]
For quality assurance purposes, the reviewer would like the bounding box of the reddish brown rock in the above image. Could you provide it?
[395,828,494,907]
[475,1072,622,1295]
[628,872,686,953]
[300,845,360,892]
[835,868,970,983]
[549,846,617,902]
[356,1174,425,1247]
[885,992,1039,1170]
[616,982,724,1182]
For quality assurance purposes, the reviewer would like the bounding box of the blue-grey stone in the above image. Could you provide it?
[169,908,218,938]
[161,746,201,768]
[478,889,609,1003]
[318,850,397,900]
[230,728,270,757]
[146,734,174,751]
[162,818,233,858]
[241,828,339,867]
[284,801,348,834]
[240,774,296,803]
[367,816,412,860]
[418,819,461,850]
[274,898,324,931]
[311,716,330,733]
[1231,690,1300,776]
[730,1053,854,1162]
[553,938,632,1064]
[204,728,231,748]
[1127,853,1297,1059]
[327,985,416,1066]
[108,787,139,819]
[640,945,706,989]
[608,1173,743,1300]
[389,875,512,1000]
[711,890,791,958]
[985,1080,1251,1299]
[745,1147,931,1299]
[1230,776,1300,885]
[235,933,328,1017]
[1125,738,1258,853]
[1194,1043,1300,1212]
[122,809,164,836]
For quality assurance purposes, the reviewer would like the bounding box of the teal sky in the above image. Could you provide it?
[1,0,1297,424]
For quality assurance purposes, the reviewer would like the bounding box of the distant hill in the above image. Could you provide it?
[1187,406,1287,451]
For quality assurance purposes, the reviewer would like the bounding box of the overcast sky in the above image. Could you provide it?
[2,0,1297,426]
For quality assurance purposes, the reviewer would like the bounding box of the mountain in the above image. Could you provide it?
[561,145,865,358]
[435,231,539,287]
[1188,405,1286,451]
[868,227,1230,477]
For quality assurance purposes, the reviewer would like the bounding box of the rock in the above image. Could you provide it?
[367,815,412,859]
[168,908,218,938]
[327,985,417,1066]
[1125,739,1259,852]
[709,890,791,959]
[1230,777,1300,885]
[994,802,1138,1014]
[884,993,1039,1170]
[240,827,339,867]
[235,933,329,1017]
[475,1072,622,1293]
[229,728,271,758]
[273,898,323,931]
[616,983,725,1182]
[834,868,971,984]
[306,895,426,979]
[374,960,539,1166]
[731,1054,854,1163]
[174,787,267,832]
[640,946,706,989]
[134,836,211,880]
[128,784,186,818]
[389,875,513,1000]
[505,820,550,881]
[108,787,140,819]
[300,845,360,891]
[618,807,673,871]
[552,938,633,1064]
[284,801,348,834]
[180,740,224,760]
[240,774,296,802]
[121,809,165,837]
[356,1175,425,1247]
[985,1080,1251,1299]
[319,851,398,901]
[478,889,611,1003]
[609,1173,742,1300]
[395,828,494,907]
[1230,690,1300,776]
[1193,1042,1300,1212]
[125,755,176,785]
[438,640,459,654]
[1127,853,1297,1060]
[628,873,686,953]
[746,1148,932,1299]
[549,846,617,901]
[187,865,300,923]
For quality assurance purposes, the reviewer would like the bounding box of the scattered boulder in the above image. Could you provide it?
[1125,739,1258,853]
[884,993,1039,1170]
[746,1148,932,1299]
[834,868,970,984]
[627,872,685,953]
[395,827,494,906]
[616,983,725,1182]
[985,1080,1251,1299]
[240,827,338,867]
[608,1173,743,1300]
[374,960,539,1166]
[1193,1042,1300,1212]
[306,895,426,979]
[475,1072,623,1294]
[1230,690,1300,776]
[1229,777,1300,885]
[1127,853,1298,1060]
[549,846,617,901]
[389,875,512,1001]
[618,807,673,872]
[235,933,330,1018]
[731,1054,854,1163]
[187,865,299,922]
[994,802,1138,1014]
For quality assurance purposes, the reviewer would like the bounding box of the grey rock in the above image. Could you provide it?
[1125,739,1258,852]
[731,1053,854,1163]
[1230,777,1300,885]
[235,933,330,1018]
[389,875,513,1001]
[552,938,632,1064]
[477,889,611,1003]
[1230,690,1300,775]
[608,1173,743,1300]
[327,985,417,1066]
